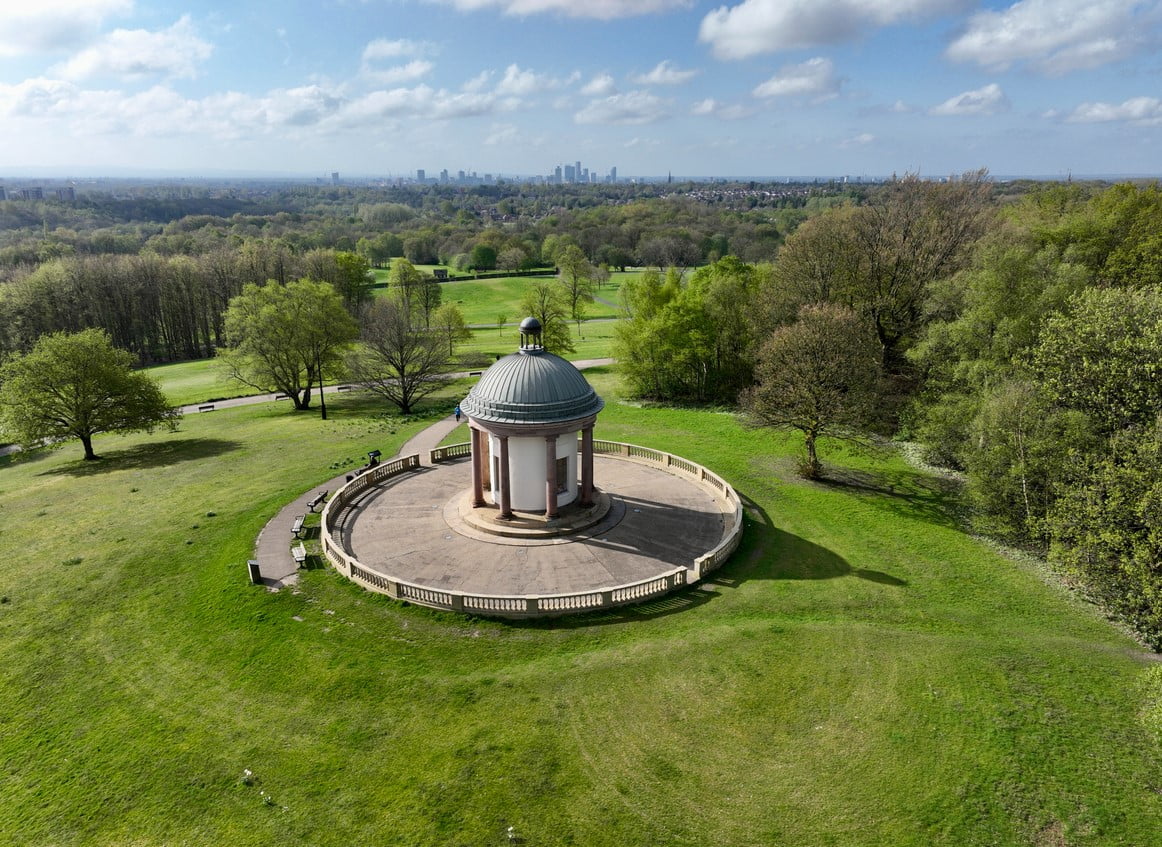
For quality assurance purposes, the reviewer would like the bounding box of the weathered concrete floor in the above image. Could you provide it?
[339,457,728,596]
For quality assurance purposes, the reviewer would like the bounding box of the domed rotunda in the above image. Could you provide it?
[459,317,603,521]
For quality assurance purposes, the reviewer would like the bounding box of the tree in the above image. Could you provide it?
[744,304,881,478]
[0,329,179,461]
[765,171,992,372]
[1032,285,1162,436]
[520,281,574,354]
[556,244,596,333]
[431,303,472,355]
[348,296,452,414]
[220,279,357,415]
[389,258,425,316]
[497,247,526,272]
[1045,420,1162,649]
[469,244,497,271]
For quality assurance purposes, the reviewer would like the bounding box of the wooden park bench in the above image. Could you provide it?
[291,543,307,567]
[198,403,215,412]
[307,491,328,512]
[291,515,306,538]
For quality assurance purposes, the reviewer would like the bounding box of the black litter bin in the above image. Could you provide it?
[247,559,262,585]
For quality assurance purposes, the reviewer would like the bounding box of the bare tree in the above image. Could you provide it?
[348,296,453,414]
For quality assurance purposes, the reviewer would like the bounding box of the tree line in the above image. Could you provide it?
[614,174,1162,647]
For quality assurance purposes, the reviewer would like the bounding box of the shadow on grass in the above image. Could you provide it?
[815,466,965,531]
[717,493,909,586]
[40,437,243,477]
[509,490,907,630]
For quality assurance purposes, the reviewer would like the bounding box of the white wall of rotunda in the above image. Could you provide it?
[488,431,578,511]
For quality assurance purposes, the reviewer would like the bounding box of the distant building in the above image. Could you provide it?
[0,186,6,201]
[331,171,340,185]
[440,169,449,184]
[609,166,617,183]
[416,169,425,182]
[20,187,44,200]
[554,165,562,183]
[55,186,76,201]
[563,164,575,183]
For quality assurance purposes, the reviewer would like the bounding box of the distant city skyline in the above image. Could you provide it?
[2,1,1160,179]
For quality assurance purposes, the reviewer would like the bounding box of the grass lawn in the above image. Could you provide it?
[373,270,628,326]
[2,369,1160,846]
[458,318,616,362]
[144,359,257,408]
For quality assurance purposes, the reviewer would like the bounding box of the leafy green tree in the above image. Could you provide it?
[497,247,526,272]
[556,244,595,333]
[1032,285,1162,435]
[220,279,357,416]
[744,304,881,478]
[469,244,497,271]
[963,380,1095,539]
[1045,420,1162,649]
[388,258,425,315]
[0,329,179,461]
[615,259,760,404]
[432,303,472,355]
[520,281,574,354]
[348,296,452,414]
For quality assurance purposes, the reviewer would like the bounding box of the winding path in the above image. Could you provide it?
[248,358,614,588]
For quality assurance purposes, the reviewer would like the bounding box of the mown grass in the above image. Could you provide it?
[145,359,254,408]
[373,270,628,325]
[1,370,1160,846]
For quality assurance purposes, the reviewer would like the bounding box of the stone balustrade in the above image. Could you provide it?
[324,440,744,618]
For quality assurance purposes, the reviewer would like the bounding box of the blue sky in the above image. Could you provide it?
[1,0,1159,178]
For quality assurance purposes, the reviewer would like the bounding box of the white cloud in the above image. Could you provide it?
[945,0,1154,75]
[0,0,131,57]
[52,16,213,81]
[362,39,432,62]
[691,97,755,119]
[581,73,617,96]
[752,57,841,100]
[699,0,969,59]
[631,60,699,85]
[462,70,493,92]
[1064,96,1162,124]
[838,132,876,147]
[430,0,691,20]
[496,64,562,95]
[363,60,435,85]
[929,82,1009,115]
[0,77,82,118]
[575,90,670,125]
[484,123,520,145]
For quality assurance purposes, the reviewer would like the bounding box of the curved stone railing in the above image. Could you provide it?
[589,440,744,580]
[324,440,744,618]
[429,442,471,462]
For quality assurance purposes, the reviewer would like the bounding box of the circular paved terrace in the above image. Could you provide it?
[324,450,740,614]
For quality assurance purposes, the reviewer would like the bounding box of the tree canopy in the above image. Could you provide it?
[220,279,357,414]
[744,304,882,478]
[0,328,179,460]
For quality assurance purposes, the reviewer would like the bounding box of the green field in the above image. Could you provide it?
[373,269,630,326]
[146,323,617,409]
[144,359,256,408]
[2,369,1160,845]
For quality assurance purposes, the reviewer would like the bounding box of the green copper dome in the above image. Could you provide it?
[460,323,603,426]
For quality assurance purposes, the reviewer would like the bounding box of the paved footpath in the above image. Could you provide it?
[252,413,463,589]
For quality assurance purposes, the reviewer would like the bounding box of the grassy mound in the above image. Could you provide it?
[1,374,1159,845]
